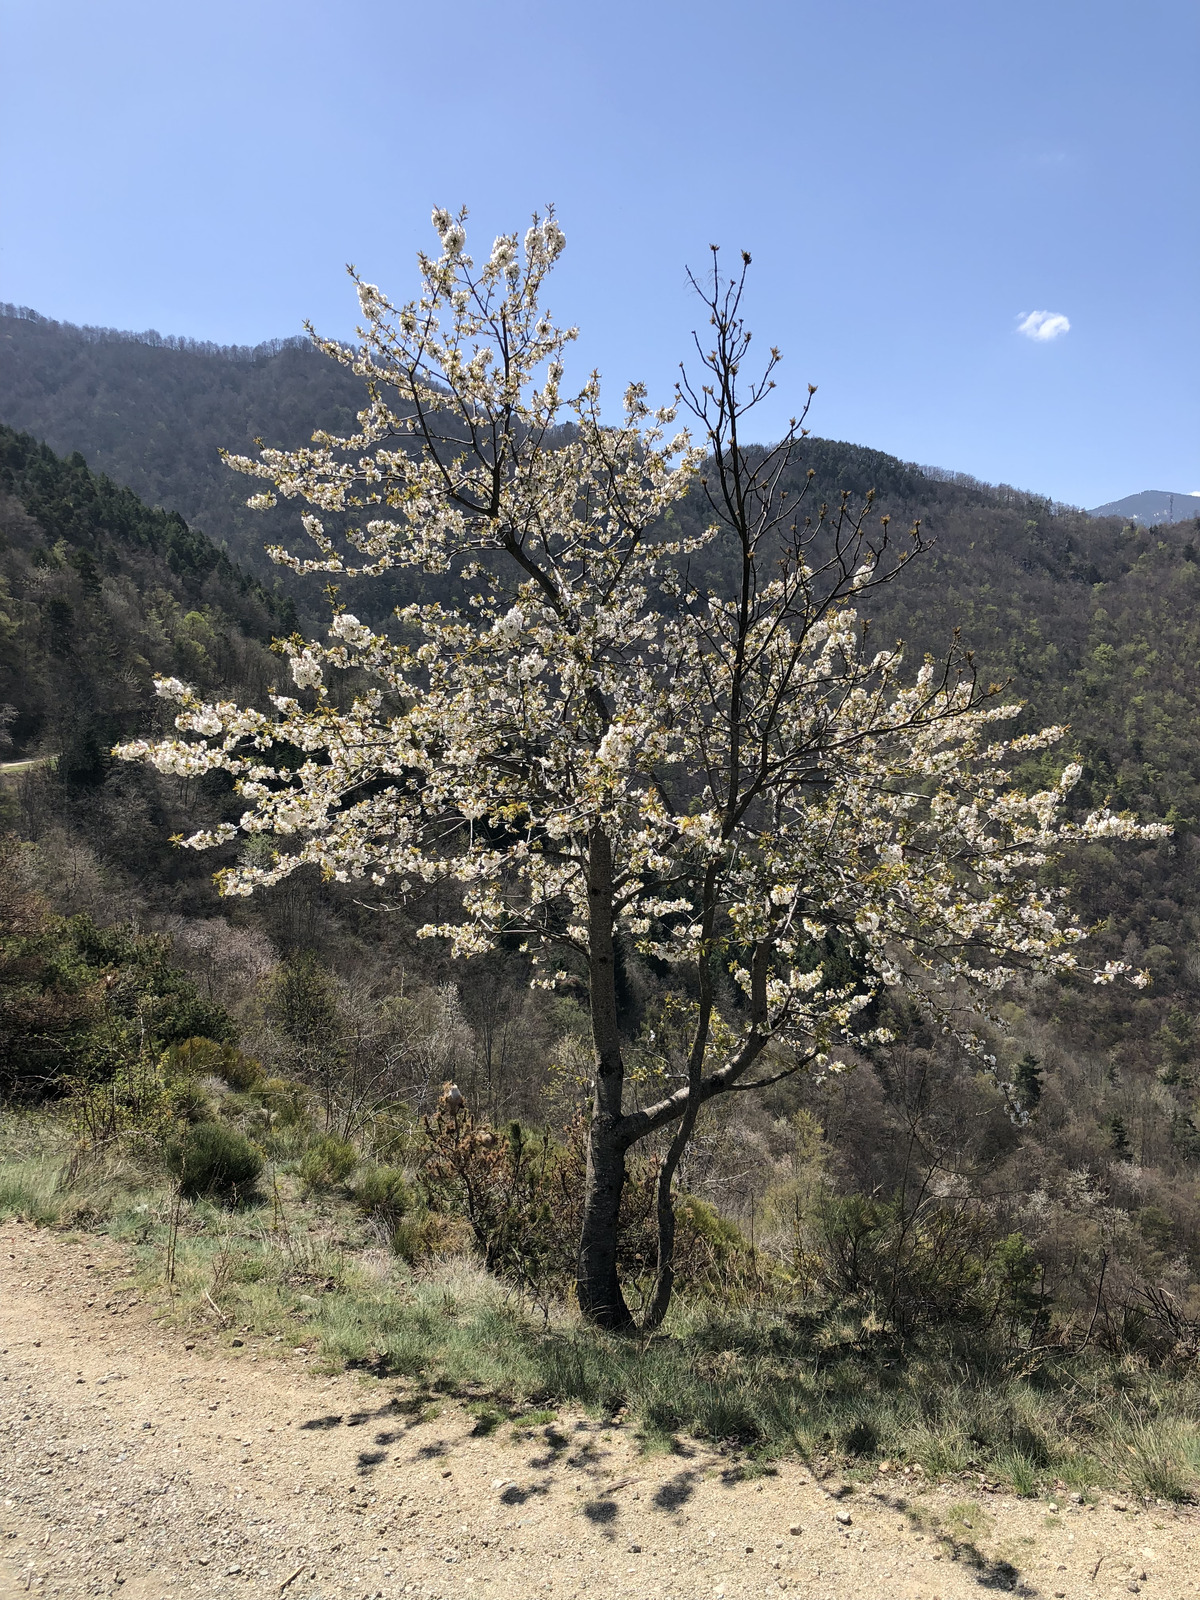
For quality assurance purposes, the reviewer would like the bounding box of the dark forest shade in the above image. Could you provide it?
[0,424,286,767]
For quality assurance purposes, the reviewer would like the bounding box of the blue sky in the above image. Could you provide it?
[2,0,1196,506]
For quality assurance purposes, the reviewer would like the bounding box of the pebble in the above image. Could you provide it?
[836,1511,852,1526]
[788,1523,802,1536]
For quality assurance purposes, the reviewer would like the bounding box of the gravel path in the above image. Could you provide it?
[2,1222,1197,1600]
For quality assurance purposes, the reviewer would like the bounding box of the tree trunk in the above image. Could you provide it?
[644,885,719,1334]
[578,1114,633,1329]
[641,1090,701,1333]
[576,825,634,1331]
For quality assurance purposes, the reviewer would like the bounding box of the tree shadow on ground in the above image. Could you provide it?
[874,1492,1026,1593]
[499,1483,551,1507]
[582,1497,620,1534]
[652,1471,700,1511]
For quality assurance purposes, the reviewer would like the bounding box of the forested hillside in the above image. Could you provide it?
[0,425,288,774]
[0,305,364,584]
[0,301,1148,633]
[4,310,1200,1437]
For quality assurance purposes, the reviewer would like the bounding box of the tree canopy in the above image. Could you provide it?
[119,211,1164,1329]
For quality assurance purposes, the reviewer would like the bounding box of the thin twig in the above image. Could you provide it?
[1078,1250,1110,1353]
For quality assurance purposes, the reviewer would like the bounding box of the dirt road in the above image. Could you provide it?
[1,1223,1196,1600]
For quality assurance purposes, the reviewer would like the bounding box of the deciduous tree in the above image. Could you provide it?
[118,210,1165,1329]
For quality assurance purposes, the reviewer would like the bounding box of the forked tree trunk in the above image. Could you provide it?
[576,826,635,1331]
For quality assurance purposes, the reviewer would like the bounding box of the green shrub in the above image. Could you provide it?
[353,1164,411,1222]
[814,1192,996,1334]
[389,1215,426,1263]
[0,872,235,1103]
[298,1134,357,1192]
[256,1076,310,1124]
[165,1037,264,1091]
[674,1195,760,1291]
[367,1105,420,1163]
[422,1101,576,1294]
[167,1122,263,1199]
[167,1081,213,1124]
[216,1048,265,1092]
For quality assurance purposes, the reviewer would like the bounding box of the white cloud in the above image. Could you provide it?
[1016,309,1071,341]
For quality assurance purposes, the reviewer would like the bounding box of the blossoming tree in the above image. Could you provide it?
[119,210,1165,1331]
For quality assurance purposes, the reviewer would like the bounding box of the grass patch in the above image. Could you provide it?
[511,1408,558,1429]
[0,1113,67,1224]
[994,1450,1040,1496]
[468,1404,505,1437]
[0,1158,62,1225]
[1114,1417,1200,1503]
[636,1417,684,1456]
[944,1501,993,1535]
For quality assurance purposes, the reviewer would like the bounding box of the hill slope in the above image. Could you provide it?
[4,300,1188,655]
[0,304,365,582]
[0,423,284,776]
[0,303,1133,588]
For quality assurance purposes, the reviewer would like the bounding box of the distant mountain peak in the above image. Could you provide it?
[1088,489,1200,525]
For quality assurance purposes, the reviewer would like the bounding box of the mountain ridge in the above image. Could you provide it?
[0,304,1102,570]
[1088,489,1200,525]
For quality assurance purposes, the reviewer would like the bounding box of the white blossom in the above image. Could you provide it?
[290,650,323,690]
[492,605,524,643]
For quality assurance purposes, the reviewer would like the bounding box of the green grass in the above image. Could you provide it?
[511,1408,558,1428]
[944,1500,993,1534]
[994,1450,1039,1497]
[0,1157,61,1225]
[2,1113,1199,1502]
[1109,1415,1200,1502]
